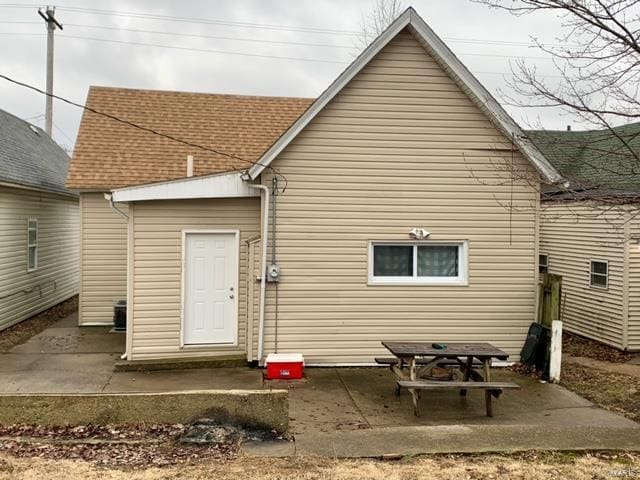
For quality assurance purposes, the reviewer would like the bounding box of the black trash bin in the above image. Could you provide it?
[113,300,127,332]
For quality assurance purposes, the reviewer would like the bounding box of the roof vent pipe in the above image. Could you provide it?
[187,155,194,177]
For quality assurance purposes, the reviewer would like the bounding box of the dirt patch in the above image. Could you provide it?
[561,362,640,422]
[0,451,638,479]
[0,296,78,353]
[0,423,239,468]
[562,332,633,363]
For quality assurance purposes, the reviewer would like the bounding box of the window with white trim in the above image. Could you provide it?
[590,260,608,289]
[369,241,468,285]
[27,219,38,272]
[539,254,549,274]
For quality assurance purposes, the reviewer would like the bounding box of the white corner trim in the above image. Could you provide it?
[247,7,563,184]
[111,172,259,202]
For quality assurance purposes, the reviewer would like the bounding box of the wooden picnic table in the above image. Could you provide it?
[380,341,519,417]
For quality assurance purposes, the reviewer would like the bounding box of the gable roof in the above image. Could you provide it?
[527,123,640,196]
[67,87,314,190]
[0,108,74,196]
[248,7,563,184]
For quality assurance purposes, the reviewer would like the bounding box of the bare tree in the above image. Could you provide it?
[358,0,405,48]
[470,0,640,217]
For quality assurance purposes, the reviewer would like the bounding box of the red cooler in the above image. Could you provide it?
[265,353,304,380]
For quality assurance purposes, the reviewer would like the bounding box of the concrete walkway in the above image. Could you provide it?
[565,354,640,379]
[0,313,264,393]
[245,424,640,457]
[2,313,639,456]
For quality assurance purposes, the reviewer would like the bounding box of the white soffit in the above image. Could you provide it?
[248,7,563,184]
[111,172,259,202]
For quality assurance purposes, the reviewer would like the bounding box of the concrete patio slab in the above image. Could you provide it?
[285,369,368,434]
[10,326,124,354]
[3,313,640,456]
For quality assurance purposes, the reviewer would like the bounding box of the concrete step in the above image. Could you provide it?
[114,355,247,372]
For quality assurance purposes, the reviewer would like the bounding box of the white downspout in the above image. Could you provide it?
[104,193,129,221]
[104,193,129,360]
[248,183,270,364]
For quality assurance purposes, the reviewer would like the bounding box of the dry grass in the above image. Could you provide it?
[0,452,638,479]
[561,362,640,422]
[0,296,78,352]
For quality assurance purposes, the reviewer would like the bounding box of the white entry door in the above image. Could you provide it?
[183,232,237,345]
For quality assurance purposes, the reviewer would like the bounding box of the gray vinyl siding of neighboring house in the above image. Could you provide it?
[0,185,79,330]
[539,202,629,349]
[0,108,79,331]
[628,220,640,350]
[254,30,540,363]
[78,192,129,325]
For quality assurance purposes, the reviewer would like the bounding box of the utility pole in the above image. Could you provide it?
[38,6,63,137]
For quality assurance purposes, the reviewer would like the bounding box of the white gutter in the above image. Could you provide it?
[103,193,129,220]
[247,183,270,364]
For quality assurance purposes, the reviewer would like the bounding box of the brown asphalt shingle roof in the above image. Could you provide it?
[66,86,314,190]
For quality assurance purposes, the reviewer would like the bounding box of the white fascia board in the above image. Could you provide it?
[248,7,563,184]
[111,172,259,202]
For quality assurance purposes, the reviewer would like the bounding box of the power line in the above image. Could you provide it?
[0,30,566,76]
[3,21,571,52]
[0,11,576,49]
[52,120,74,145]
[55,5,360,36]
[0,29,557,63]
[0,73,286,181]
[60,34,346,64]
[63,23,355,49]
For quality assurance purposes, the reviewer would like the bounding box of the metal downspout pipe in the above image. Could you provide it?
[104,193,129,360]
[248,183,270,364]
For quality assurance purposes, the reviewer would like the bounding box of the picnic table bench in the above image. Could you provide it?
[381,341,520,417]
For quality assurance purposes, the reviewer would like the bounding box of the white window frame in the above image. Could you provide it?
[27,219,38,272]
[539,253,549,274]
[589,259,609,290]
[368,240,469,286]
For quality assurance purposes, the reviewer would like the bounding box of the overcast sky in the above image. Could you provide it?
[0,0,577,152]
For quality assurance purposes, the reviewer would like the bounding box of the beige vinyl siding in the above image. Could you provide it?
[0,185,79,330]
[260,29,540,363]
[628,217,640,350]
[131,198,259,360]
[246,238,261,361]
[79,192,128,325]
[539,202,627,349]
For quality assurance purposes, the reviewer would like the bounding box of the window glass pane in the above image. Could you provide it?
[591,273,607,287]
[28,246,36,270]
[373,245,413,277]
[28,220,37,230]
[539,255,548,266]
[417,246,458,277]
[28,229,36,245]
[591,261,607,275]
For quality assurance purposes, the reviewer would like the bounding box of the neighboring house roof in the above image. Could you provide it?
[527,122,640,198]
[247,7,563,184]
[0,108,74,196]
[67,87,314,190]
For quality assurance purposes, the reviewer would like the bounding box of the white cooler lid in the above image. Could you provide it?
[265,353,304,365]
